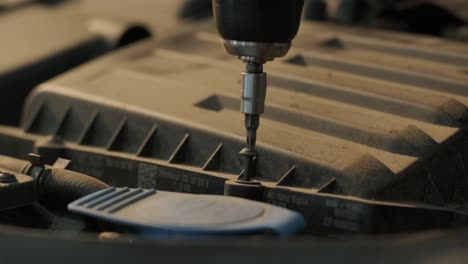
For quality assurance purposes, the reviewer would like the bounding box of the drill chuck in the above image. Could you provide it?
[213,0,304,63]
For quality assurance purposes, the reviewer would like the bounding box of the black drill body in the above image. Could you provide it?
[213,0,304,43]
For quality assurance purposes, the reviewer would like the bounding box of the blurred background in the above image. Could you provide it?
[86,0,468,41]
[2,0,467,40]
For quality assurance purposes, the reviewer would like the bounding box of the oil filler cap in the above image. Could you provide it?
[68,187,305,237]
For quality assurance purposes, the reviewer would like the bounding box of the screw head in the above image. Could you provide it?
[0,172,17,183]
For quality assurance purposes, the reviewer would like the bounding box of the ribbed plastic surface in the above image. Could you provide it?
[14,20,468,233]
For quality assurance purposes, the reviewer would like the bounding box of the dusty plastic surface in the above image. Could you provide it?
[0,14,465,233]
[0,1,468,262]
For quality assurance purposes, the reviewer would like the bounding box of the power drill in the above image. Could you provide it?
[212,0,304,182]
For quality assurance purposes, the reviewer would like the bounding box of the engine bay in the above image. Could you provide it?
[1,0,468,263]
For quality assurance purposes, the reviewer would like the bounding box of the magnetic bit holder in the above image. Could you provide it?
[224,44,289,202]
[241,64,266,116]
[224,61,267,201]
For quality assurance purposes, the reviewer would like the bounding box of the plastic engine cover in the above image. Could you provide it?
[68,187,305,237]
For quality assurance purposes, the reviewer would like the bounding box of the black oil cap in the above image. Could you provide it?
[213,0,305,43]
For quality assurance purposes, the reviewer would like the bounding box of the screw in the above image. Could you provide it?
[0,172,17,183]
[239,148,258,181]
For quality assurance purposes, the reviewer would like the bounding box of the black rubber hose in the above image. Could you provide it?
[0,155,109,208]
[38,168,110,208]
